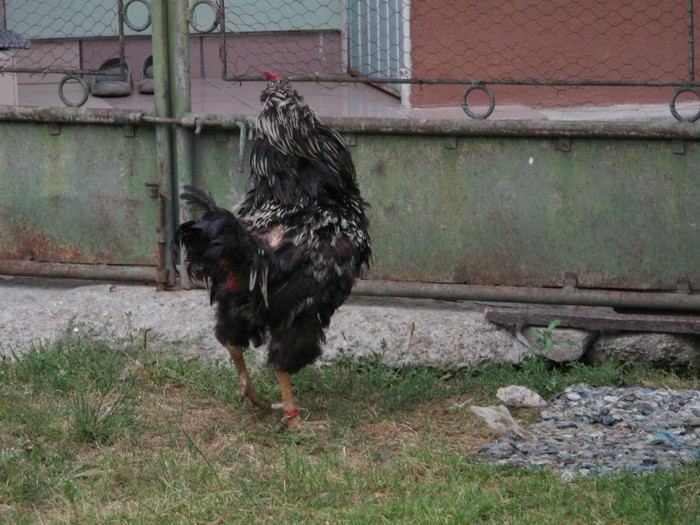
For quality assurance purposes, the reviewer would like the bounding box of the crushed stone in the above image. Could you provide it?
[476,383,700,480]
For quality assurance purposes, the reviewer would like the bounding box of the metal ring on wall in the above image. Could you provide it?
[123,0,152,32]
[462,84,495,120]
[188,0,222,34]
[58,75,90,107]
[670,87,700,123]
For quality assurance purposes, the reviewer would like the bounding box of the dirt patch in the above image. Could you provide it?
[356,394,506,456]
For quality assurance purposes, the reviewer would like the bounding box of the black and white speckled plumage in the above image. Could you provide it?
[174,77,371,374]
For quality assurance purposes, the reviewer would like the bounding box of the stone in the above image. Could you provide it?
[321,296,530,370]
[522,326,596,362]
[470,405,534,442]
[590,332,700,368]
[496,385,548,408]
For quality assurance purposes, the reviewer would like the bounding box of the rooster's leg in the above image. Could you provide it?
[225,343,270,410]
[274,367,300,430]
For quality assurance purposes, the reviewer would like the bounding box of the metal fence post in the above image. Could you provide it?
[149,0,193,288]
[150,0,176,288]
[167,0,194,288]
[168,1,193,197]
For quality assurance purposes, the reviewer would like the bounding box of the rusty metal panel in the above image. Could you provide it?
[190,127,251,206]
[0,120,160,268]
[191,122,698,294]
[350,133,698,291]
[4,110,695,297]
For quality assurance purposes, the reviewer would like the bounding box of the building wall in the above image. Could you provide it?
[410,0,699,107]
[6,1,344,81]
[4,0,345,39]
[0,51,18,105]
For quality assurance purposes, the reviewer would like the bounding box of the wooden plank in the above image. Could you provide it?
[484,307,700,335]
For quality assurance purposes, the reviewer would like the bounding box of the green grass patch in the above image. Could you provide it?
[0,341,697,524]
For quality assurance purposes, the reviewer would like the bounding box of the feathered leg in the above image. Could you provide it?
[274,366,300,430]
[226,343,270,410]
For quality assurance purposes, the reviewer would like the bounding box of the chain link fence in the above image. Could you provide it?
[1,1,132,72]
[1,1,698,119]
[213,0,700,119]
[0,0,150,106]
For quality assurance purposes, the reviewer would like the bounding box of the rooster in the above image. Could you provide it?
[174,71,371,430]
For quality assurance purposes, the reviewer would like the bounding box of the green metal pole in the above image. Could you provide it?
[0,260,158,283]
[166,0,194,288]
[168,0,193,201]
[150,0,176,287]
[352,280,700,312]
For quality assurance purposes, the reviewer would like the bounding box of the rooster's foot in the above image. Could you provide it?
[275,409,327,432]
[272,367,326,432]
[237,376,270,410]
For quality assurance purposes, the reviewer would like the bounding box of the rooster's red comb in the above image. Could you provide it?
[263,71,279,81]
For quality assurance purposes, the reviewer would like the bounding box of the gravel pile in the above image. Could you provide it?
[476,384,700,480]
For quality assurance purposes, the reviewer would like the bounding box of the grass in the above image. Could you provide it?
[0,339,698,524]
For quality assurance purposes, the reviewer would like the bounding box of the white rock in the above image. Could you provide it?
[496,385,548,408]
[470,405,534,441]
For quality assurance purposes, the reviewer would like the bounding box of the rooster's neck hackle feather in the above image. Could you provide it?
[252,78,354,207]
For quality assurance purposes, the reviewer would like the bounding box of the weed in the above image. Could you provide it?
[530,318,564,356]
[70,387,134,445]
[529,318,579,359]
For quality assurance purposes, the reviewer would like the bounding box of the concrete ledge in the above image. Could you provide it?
[2,276,697,370]
[0,277,527,369]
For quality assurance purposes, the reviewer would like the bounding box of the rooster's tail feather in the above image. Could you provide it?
[179,186,220,217]
[174,186,264,298]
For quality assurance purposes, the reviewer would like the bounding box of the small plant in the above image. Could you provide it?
[62,478,80,514]
[70,388,133,445]
[516,355,564,398]
[530,319,564,357]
